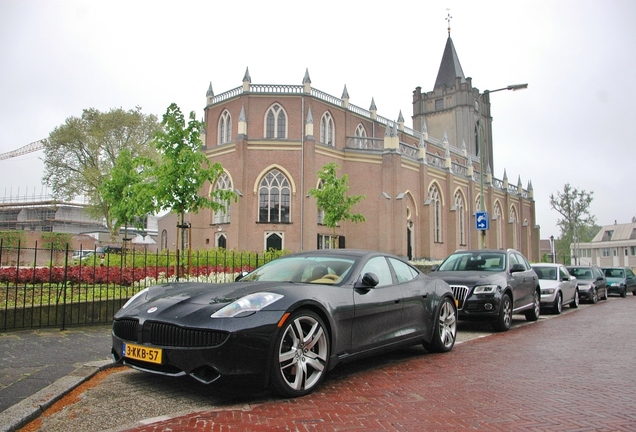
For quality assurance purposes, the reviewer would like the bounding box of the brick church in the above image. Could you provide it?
[157,32,538,262]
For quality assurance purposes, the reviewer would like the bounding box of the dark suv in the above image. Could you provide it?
[428,249,540,332]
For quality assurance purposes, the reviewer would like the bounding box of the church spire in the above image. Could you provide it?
[434,11,466,89]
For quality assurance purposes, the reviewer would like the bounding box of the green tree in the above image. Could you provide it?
[549,183,597,263]
[152,103,235,268]
[42,107,159,233]
[100,149,156,241]
[308,162,366,248]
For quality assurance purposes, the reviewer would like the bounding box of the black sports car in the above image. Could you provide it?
[111,249,457,397]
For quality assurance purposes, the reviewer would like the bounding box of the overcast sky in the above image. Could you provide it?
[1,0,634,241]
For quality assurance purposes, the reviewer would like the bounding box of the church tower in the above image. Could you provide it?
[412,15,495,172]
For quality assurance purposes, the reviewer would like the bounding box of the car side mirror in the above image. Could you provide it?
[597,276,604,281]
[510,263,526,273]
[234,271,249,282]
[431,264,439,272]
[357,272,379,288]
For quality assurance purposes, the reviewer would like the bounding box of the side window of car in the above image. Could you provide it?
[508,253,519,268]
[513,253,530,270]
[628,269,636,278]
[360,257,393,287]
[593,268,602,279]
[388,258,418,284]
[559,267,569,280]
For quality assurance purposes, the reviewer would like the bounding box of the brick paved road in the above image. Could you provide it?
[27,297,636,431]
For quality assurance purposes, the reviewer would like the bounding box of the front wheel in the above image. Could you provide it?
[602,288,608,300]
[570,289,579,309]
[492,294,512,332]
[525,290,540,321]
[620,288,627,298]
[590,288,599,304]
[270,310,330,398]
[553,292,563,315]
[423,296,457,353]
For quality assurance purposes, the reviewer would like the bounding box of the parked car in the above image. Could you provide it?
[566,266,608,303]
[71,250,94,261]
[427,249,540,332]
[111,249,457,397]
[601,267,636,298]
[531,263,579,314]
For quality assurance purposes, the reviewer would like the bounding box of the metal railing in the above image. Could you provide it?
[0,242,278,331]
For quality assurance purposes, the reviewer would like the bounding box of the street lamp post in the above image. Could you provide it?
[477,83,528,249]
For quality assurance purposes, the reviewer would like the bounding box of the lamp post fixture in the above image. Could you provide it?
[477,83,528,249]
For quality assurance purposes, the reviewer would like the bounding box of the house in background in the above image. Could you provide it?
[572,222,636,268]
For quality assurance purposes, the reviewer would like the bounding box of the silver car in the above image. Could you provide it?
[532,263,579,314]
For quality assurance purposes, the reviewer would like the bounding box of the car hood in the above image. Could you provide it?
[605,277,626,285]
[538,280,559,289]
[427,270,504,287]
[116,281,301,319]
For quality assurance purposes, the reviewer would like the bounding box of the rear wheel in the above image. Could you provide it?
[525,290,540,321]
[553,292,563,314]
[570,289,579,308]
[270,310,330,398]
[423,296,457,353]
[492,294,512,332]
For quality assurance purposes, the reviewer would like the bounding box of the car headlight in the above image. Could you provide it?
[473,285,498,294]
[541,288,555,294]
[211,292,284,318]
[122,288,149,309]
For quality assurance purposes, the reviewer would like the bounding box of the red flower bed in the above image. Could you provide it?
[0,264,254,286]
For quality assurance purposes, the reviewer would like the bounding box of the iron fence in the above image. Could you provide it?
[0,242,279,331]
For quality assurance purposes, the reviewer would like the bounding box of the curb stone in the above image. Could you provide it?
[0,360,114,432]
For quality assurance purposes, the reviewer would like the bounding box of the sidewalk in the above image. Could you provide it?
[4,298,636,431]
[0,324,113,431]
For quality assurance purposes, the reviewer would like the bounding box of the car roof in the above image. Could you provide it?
[531,263,561,267]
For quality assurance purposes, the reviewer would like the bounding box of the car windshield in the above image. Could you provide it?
[568,267,594,279]
[240,256,356,284]
[533,266,558,280]
[438,252,506,272]
[604,268,624,278]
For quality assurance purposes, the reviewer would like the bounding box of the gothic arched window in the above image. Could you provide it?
[320,112,334,146]
[354,123,367,148]
[429,184,442,243]
[213,172,232,224]
[265,104,287,138]
[218,110,232,144]
[258,169,291,223]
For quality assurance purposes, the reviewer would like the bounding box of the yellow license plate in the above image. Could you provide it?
[122,342,162,364]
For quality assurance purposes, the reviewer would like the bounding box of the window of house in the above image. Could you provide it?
[265,104,287,138]
[258,170,290,223]
[218,110,232,144]
[265,232,283,251]
[320,112,334,146]
[160,229,167,250]
[217,233,227,248]
[602,230,613,241]
[602,248,610,257]
[354,124,367,148]
[213,173,232,224]
[429,185,442,243]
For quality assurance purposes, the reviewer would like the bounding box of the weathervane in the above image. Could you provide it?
[446,8,452,36]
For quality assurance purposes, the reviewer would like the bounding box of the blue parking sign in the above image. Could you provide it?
[476,211,489,230]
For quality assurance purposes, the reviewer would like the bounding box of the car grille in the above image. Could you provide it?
[113,318,138,342]
[144,321,229,347]
[113,318,229,348]
[450,285,469,310]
